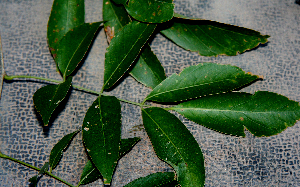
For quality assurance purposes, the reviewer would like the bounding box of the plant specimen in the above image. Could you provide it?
[0,0,300,186]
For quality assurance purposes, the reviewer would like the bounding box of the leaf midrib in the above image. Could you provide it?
[143,109,187,167]
[104,23,154,87]
[147,77,251,100]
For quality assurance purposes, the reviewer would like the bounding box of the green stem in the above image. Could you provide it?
[4,74,151,107]
[0,152,75,187]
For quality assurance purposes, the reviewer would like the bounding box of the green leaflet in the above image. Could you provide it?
[110,0,127,5]
[79,138,141,185]
[47,0,84,56]
[161,16,269,56]
[125,0,174,23]
[172,91,300,137]
[49,130,79,171]
[145,63,258,102]
[55,22,102,78]
[130,44,166,89]
[103,0,131,43]
[103,1,166,89]
[33,76,72,126]
[82,96,121,184]
[29,162,49,186]
[124,172,177,187]
[142,107,205,187]
[103,21,156,90]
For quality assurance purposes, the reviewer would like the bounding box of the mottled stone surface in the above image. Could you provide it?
[0,0,300,186]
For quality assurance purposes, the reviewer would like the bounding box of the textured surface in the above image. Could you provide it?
[0,0,300,186]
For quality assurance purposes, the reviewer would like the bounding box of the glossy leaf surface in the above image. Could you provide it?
[130,44,166,89]
[82,96,121,184]
[79,138,141,185]
[126,0,174,23]
[104,21,156,89]
[103,0,131,43]
[124,172,177,187]
[145,63,258,102]
[49,130,79,171]
[173,91,300,137]
[55,22,102,78]
[33,76,72,126]
[142,107,205,187]
[161,17,269,56]
[47,0,84,56]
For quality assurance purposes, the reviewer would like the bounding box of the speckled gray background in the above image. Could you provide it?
[0,0,300,186]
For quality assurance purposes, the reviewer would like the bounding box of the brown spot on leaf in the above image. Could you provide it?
[240,117,244,121]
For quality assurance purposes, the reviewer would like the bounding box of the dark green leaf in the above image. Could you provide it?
[124,172,177,187]
[47,0,84,56]
[103,0,131,43]
[161,16,269,56]
[130,44,166,89]
[79,138,141,185]
[103,21,156,89]
[119,137,141,157]
[172,91,300,137]
[142,107,205,187]
[82,96,121,184]
[55,22,102,78]
[111,0,128,5]
[33,76,72,126]
[145,63,258,102]
[49,130,79,171]
[79,160,101,185]
[29,162,49,186]
[125,0,174,23]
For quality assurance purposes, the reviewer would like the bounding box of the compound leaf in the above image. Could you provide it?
[172,91,300,137]
[130,44,166,89]
[145,63,258,102]
[103,0,131,43]
[47,0,84,57]
[33,76,72,126]
[49,130,79,171]
[82,96,121,184]
[103,21,156,89]
[55,22,102,78]
[142,107,205,187]
[79,138,141,185]
[125,0,174,23]
[161,16,269,56]
[124,172,177,187]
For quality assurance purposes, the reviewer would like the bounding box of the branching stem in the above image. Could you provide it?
[3,74,150,108]
[0,152,76,187]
